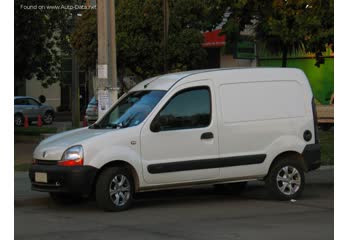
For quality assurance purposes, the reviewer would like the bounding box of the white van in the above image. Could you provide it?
[29,68,321,211]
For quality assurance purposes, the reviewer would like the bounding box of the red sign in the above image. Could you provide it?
[202,29,226,48]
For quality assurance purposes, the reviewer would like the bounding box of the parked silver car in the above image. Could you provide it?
[14,96,55,127]
[85,96,98,124]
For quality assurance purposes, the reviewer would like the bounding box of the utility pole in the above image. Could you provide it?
[72,48,80,128]
[96,0,117,118]
[72,12,80,128]
[97,0,109,118]
[163,0,169,73]
[108,0,118,104]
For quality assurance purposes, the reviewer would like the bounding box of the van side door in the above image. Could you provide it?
[140,80,220,185]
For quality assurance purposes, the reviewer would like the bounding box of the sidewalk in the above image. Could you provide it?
[14,143,37,165]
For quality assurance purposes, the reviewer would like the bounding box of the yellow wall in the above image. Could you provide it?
[220,55,257,68]
[26,79,60,109]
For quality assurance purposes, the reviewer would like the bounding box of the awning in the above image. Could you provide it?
[202,29,226,48]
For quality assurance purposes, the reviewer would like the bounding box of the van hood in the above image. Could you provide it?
[33,128,109,160]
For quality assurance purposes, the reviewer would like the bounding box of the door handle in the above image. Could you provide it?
[201,132,214,139]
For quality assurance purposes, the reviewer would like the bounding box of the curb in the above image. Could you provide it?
[319,165,334,170]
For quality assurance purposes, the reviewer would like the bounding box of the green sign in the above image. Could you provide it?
[234,41,255,59]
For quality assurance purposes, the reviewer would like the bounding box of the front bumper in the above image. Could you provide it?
[302,144,321,171]
[29,164,98,196]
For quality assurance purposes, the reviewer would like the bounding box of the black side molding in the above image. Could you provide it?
[148,154,266,174]
[302,144,321,171]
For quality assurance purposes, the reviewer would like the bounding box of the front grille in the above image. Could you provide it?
[36,160,58,165]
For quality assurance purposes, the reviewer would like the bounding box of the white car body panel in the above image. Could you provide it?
[140,79,220,184]
[33,68,315,191]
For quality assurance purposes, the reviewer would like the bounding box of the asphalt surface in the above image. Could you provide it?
[15,168,333,240]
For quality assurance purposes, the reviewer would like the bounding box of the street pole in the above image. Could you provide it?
[108,0,118,104]
[163,0,169,73]
[72,13,80,128]
[97,0,109,118]
[96,0,117,118]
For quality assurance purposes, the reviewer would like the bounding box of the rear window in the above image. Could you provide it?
[220,81,306,123]
[88,97,97,105]
[15,98,27,105]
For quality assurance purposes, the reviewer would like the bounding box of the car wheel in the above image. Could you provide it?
[14,114,23,127]
[95,167,134,211]
[43,111,54,125]
[265,157,305,200]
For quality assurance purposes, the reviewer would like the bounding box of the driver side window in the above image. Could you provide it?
[27,98,40,106]
[151,86,211,132]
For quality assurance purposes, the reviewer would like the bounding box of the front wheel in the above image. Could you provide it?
[265,158,305,200]
[95,167,134,211]
[43,111,54,125]
[14,114,23,127]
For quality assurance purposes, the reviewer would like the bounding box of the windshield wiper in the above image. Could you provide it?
[106,123,119,129]
[119,113,139,129]
[89,123,103,129]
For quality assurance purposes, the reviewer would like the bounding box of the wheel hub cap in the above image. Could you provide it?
[109,174,131,207]
[276,166,301,195]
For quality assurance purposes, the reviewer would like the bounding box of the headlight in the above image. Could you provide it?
[59,145,84,166]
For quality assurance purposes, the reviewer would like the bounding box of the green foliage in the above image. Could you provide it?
[221,0,334,67]
[319,129,334,165]
[71,10,97,71]
[14,126,58,136]
[303,0,334,53]
[15,0,75,89]
[71,0,225,82]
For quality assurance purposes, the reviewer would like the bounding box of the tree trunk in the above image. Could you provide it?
[282,46,288,67]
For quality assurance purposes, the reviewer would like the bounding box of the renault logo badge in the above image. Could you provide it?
[42,151,47,158]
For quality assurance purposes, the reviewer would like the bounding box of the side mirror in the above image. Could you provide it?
[150,116,161,132]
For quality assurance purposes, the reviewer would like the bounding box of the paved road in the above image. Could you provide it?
[15,169,333,240]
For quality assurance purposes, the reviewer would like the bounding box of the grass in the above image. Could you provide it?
[319,129,334,165]
[14,126,57,136]
[14,163,31,171]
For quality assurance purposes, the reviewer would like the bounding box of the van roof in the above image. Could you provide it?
[130,67,306,92]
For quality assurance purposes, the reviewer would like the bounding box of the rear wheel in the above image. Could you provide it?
[43,111,54,125]
[95,167,134,211]
[14,114,23,127]
[265,157,305,200]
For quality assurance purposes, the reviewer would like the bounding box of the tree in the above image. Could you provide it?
[70,10,97,72]
[14,0,75,93]
[71,0,225,91]
[221,0,333,67]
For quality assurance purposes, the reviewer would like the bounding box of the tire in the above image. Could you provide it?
[214,182,247,195]
[14,114,23,127]
[95,167,134,211]
[43,111,54,125]
[265,157,305,200]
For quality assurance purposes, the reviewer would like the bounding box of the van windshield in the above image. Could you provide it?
[90,90,166,129]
